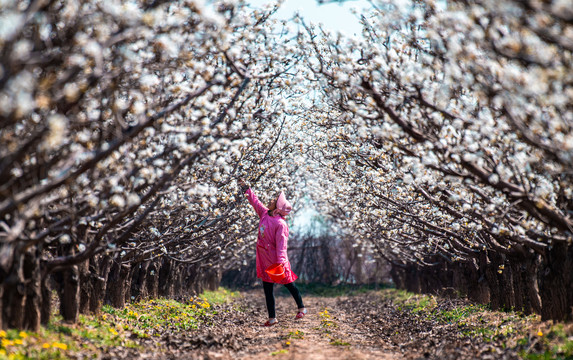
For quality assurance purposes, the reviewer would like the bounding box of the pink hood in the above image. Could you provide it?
[273,192,292,217]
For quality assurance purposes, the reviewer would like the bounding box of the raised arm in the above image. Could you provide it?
[239,179,268,219]
[275,221,289,264]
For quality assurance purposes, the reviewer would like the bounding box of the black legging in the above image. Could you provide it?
[263,281,304,318]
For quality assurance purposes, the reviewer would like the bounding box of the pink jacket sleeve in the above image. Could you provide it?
[275,221,289,264]
[245,188,268,219]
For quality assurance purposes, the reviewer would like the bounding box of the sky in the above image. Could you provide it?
[247,0,373,37]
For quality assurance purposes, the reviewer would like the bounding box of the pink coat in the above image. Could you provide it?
[245,188,298,284]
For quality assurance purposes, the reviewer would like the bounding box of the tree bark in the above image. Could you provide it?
[540,242,571,320]
[390,265,406,289]
[124,265,134,304]
[464,259,490,304]
[510,261,525,313]
[106,261,131,309]
[90,255,112,314]
[523,256,542,315]
[79,260,91,314]
[23,250,41,331]
[40,272,52,326]
[484,252,502,311]
[405,265,421,293]
[498,256,515,311]
[146,262,159,299]
[0,282,3,329]
[60,265,80,323]
[134,261,150,300]
[158,259,172,297]
[2,253,25,329]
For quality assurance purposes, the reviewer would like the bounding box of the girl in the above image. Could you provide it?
[239,179,306,327]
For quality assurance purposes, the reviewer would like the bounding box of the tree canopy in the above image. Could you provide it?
[0,0,572,328]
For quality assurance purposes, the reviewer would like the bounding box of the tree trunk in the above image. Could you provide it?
[484,252,502,311]
[507,261,523,313]
[134,261,150,300]
[158,259,172,297]
[390,265,406,289]
[464,259,489,304]
[2,253,26,329]
[60,265,80,323]
[106,261,131,309]
[405,265,421,293]
[523,256,542,315]
[448,264,464,297]
[540,242,571,320]
[124,265,134,304]
[90,255,112,314]
[188,264,200,296]
[498,256,515,311]
[79,260,91,314]
[565,244,573,321]
[0,283,3,329]
[146,262,158,299]
[204,267,221,291]
[23,250,41,331]
[40,272,52,326]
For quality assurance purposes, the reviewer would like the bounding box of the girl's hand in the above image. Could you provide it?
[238,178,249,192]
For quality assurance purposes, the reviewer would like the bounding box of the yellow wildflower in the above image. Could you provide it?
[42,343,51,349]
[52,342,68,350]
[537,330,543,337]
[0,330,6,338]
[18,331,27,339]
[286,341,291,345]
[109,328,118,335]
[13,339,23,345]
[1,339,13,347]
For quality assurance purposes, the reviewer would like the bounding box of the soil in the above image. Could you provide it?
[100,289,534,360]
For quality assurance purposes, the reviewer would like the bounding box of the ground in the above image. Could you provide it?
[94,287,567,360]
[126,289,398,360]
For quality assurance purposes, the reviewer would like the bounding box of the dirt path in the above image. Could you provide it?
[221,291,396,360]
[109,288,537,359]
[132,290,397,360]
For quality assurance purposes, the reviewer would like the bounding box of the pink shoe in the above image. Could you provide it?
[295,309,307,319]
[262,319,278,327]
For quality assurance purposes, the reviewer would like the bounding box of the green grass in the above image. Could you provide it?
[285,330,305,340]
[316,307,338,336]
[381,289,438,313]
[270,349,289,355]
[102,287,239,337]
[436,304,487,323]
[201,287,240,304]
[0,313,131,360]
[381,288,573,360]
[0,288,238,360]
[330,339,350,346]
[518,324,573,360]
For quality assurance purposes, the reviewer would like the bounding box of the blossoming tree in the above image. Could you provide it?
[1,0,572,332]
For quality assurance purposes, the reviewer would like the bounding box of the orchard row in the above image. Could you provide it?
[0,0,571,332]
